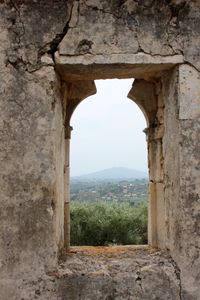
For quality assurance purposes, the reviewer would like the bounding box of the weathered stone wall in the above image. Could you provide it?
[0,0,199,299]
[56,0,200,70]
[163,65,200,299]
[0,1,73,298]
[57,246,181,300]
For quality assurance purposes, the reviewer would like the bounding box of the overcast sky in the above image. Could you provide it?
[70,79,148,176]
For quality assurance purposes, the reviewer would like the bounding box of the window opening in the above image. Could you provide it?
[70,79,148,246]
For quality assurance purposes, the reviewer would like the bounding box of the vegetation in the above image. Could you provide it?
[71,179,147,205]
[70,200,148,246]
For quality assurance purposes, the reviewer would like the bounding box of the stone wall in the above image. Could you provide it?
[0,1,199,299]
[0,1,73,298]
[56,0,200,70]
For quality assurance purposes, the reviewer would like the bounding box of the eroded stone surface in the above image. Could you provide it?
[56,246,180,300]
[179,64,200,120]
[1,247,181,300]
[0,1,200,299]
[57,0,200,70]
[0,0,74,298]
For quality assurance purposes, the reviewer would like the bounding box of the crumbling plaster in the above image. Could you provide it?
[0,0,200,299]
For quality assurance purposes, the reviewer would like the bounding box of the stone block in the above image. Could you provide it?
[179,64,200,120]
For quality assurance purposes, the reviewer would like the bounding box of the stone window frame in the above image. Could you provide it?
[54,58,182,251]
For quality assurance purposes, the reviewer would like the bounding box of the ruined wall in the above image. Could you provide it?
[0,0,200,299]
[178,65,200,299]
[56,0,200,70]
[55,1,200,298]
[163,65,200,300]
[0,1,73,298]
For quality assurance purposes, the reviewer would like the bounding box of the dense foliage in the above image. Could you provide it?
[70,201,147,246]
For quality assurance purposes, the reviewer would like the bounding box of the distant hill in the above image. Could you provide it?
[72,167,148,181]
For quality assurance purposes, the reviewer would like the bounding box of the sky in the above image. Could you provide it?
[70,79,148,176]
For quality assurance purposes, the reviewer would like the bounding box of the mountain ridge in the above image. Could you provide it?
[72,167,148,181]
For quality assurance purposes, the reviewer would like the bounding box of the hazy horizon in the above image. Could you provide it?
[70,79,148,177]
[71,166,148,177]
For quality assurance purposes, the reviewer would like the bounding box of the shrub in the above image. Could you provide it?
[70,201,147,246]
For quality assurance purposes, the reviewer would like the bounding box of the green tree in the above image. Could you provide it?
[70,201,147,246]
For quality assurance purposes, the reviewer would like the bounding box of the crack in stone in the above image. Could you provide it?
[58,51,183,58]
[38,2,75,63]
[181,61,200,74]
[5,2,46,74]
[165,1,192,59]
[168,255,183,300]
[51,1,199,74]
[5,1,77,73]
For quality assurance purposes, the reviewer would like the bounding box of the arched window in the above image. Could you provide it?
[70,79,149,246]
